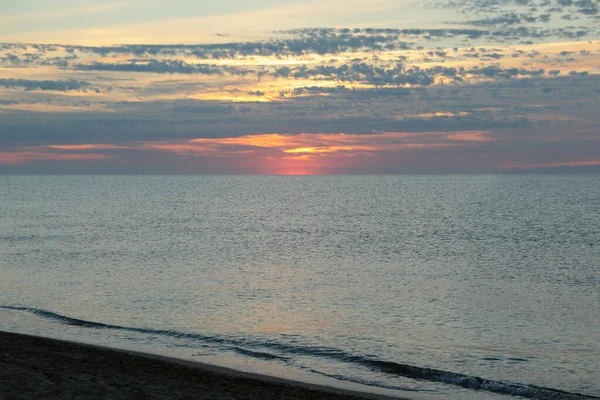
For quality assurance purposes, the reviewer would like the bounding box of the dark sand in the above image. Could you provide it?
[0,331,406,400]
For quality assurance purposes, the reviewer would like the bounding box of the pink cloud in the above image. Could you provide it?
[0,151,114,165]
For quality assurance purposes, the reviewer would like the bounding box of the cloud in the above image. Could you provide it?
[0,103,113,113]
[502,159,600,169]
[0,7,599,175]
[72,60,226,75]
[573,0,599,15]
[437,0,598,40]
[0,130,493,174]
[274,62,555,86]
[5,121,598,174]
[0,151,114,165]
[467,12,550,26]
[0,78,91,92]
[4,68,599,150]
[57,30,415,59]
[44,144,128,150]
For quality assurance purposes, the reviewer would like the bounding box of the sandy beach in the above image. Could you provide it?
[0,331,405,400]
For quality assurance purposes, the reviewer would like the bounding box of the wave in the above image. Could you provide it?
[230,347,290,361]
[308,368,423,392]
[2,305,598,400]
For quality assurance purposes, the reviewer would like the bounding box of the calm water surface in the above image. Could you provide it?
[1,175,599,399]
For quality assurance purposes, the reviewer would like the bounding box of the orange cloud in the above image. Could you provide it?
[148,131,490,155]
[2,130,492,173]
[138,130,495,173]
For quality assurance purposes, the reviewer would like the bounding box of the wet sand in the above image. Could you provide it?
[0,331,406,400]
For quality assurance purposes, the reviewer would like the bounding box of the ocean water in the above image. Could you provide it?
[1,175,599,399]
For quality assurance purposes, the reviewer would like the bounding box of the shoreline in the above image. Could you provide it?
[0,330,411,400]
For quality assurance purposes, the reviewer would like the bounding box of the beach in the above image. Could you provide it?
[0,331,404,400]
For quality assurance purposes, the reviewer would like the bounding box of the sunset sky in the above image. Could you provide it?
[1,0,599,174]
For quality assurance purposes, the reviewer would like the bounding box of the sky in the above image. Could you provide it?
[1,0,599,174]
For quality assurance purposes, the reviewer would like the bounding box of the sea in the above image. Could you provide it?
[1,175,598,399]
